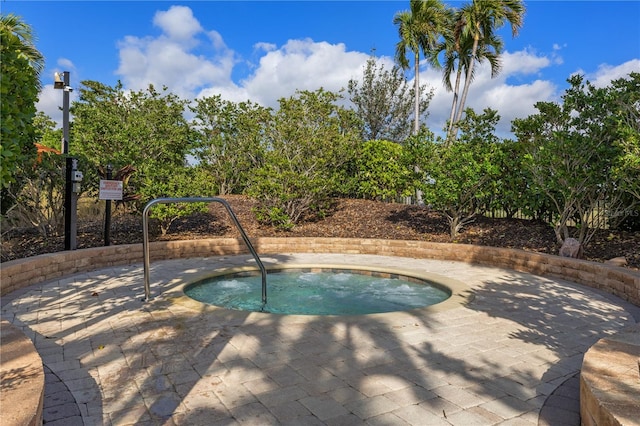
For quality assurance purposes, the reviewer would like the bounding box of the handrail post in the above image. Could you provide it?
[142,197,267,305]
[142,200,154,301]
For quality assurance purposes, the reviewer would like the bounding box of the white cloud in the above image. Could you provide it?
[153,5,202,42]
[550,43,565,65]
[196,84,247,105]
[479,80,556,132]
[501,50,550,76]
[36,84,64,128]
[254,42,276,53]
[57,58,75,71]
[115,6,236,98]
[196,38,371,107]
[583,59,640,88]
[37,84,80,130]
[240,39,370,107]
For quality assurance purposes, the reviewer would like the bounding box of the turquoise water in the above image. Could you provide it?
[185,270,450,315]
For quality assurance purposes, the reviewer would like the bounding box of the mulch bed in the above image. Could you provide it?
[2,195,639,270]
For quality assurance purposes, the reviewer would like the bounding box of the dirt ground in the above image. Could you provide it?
[2,195,639,270]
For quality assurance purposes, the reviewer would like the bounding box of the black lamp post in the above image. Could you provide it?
[54,71,79,250]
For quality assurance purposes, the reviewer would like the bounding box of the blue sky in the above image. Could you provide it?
[4,0,640,137]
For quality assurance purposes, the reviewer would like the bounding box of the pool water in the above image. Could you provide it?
[185,269,450,315]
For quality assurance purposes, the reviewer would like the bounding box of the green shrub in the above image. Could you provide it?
[355,139,415,200]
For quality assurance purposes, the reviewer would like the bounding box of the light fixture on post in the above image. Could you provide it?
[53,72,65,89]
[53,72,72,154]
[54,71,79,250]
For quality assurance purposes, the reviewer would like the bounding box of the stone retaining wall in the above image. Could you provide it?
[2,238,639,305]
[1,238,639,426]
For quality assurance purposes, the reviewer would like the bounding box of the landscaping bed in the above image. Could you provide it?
[2,195,639,269]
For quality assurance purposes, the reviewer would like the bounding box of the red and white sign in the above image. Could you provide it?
[99,180,123,200]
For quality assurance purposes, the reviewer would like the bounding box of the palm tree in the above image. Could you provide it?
[434,14,470,143]
[394,0,448,135]
[449,0,525,138]
[434,14,503,143]
[0,13,44,90]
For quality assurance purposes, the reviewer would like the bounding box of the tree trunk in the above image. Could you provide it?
[413,52,420,135]
[451,33,480,138]
[413,52,424,205]
[446,67,463,144]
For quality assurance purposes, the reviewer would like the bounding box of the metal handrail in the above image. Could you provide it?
[142,197,267,305]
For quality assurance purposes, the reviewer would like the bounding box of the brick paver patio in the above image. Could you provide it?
[2,253,638,425]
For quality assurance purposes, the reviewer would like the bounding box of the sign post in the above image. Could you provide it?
[99,168,122,246]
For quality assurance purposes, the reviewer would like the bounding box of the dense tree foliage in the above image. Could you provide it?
[71,81,193,206]
[190,95,270,195]
[354,140,417,200]
[348,56,433,142]
[421,108,500,238]
[248,89,361,229]
[139,165,216,235]
[609,73,640,206]
[486,139,550,220]
[33,112,61,149]
[513,74,638,245]
[0,14,43,192]
[12,71,636,245]
[71,81,201,228]
[3,113,66,236]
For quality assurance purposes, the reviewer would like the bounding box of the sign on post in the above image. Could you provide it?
[99,180,123,200]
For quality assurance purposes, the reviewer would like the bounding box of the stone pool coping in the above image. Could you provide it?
[166,263,472,316]
[1,237,639,425]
